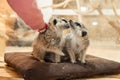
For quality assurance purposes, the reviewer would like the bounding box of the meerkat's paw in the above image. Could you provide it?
[60,52,65,56]
[71,60,77,64]
[56,52,65,56]
[81,60,86,64]
[54,60,61,63]
[78,58,86,64]
[40,60,45,63]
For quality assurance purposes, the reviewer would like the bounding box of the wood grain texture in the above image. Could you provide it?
[0,76,23,80]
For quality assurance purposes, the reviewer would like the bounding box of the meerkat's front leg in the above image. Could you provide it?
[59,34,66,49]
[67,48,76,63]
[32,48,45,62]
[54,35,66,63]
[47,48,64,63]
[78,49,87,64]
[52,48,64,63]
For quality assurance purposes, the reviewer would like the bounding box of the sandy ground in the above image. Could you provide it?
[3,40,120,63]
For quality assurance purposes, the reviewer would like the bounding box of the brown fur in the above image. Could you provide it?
[59,20,89,63]
[32,17,69,62]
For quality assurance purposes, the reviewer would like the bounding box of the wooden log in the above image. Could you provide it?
[4,52,120,80]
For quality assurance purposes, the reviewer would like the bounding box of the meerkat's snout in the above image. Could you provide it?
[61,19,69,28]
[53,18,69,29]
[69,19,88,37]
[82,31,87,37]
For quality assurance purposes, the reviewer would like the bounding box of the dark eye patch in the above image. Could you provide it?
[62,19,67,23]
[53,19,57,25]
[75,22,81,27]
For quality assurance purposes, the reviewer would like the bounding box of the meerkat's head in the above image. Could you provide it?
[49,17,69,31]
[69,20,88,37]
[53,18,69,29]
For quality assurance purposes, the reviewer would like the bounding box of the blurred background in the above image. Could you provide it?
[0,0,120,62]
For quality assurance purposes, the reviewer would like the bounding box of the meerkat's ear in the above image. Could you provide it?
[69,20,75,29]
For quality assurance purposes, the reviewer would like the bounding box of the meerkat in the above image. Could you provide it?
[32,17,69,63]
[68,20,89,63]
[52,17,70,62]
[59,24,76,63]
[59,20,89,64]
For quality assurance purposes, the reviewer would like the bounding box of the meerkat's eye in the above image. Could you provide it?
[53,19,57,25]
[62,19,67,23]
[75,22,81,27]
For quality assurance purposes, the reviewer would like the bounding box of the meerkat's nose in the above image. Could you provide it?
[82,31,87,37]
[64,24,70,28]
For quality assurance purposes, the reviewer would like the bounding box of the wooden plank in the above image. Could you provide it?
[0,67,22,78]
[0,58,22,78]
[0,76,23,80]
